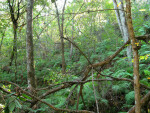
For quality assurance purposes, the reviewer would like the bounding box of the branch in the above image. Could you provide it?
[7,0,16,23]
[18,4,46,28]
[54,1,61,35]
[100,74,150,90]
[65,85,78,108]
[16,0,21,21]
[128,91,150,113]
[136,34,150,43]
[0,81,94,113]
[76,84,83,110]
[55,9,126,15]
[91,39,130,68]
[135,34,150,40]
[63,37,91,64]
[0,86,17,97]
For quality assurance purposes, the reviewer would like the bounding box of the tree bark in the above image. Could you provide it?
[9,24,17,67]
[54,0,67,74]
[126,0,141,112]
[112,0,124,36]
[118,0,132,61]
[0,29,6,54]
[128,91,150,113]
[26,0,36,94]
[7,0,20,67]
[70,17,74,60]
[113,0,132,61]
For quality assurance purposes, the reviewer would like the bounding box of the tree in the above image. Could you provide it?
[126,0,141,112]
[26,0,36,95]
[7,0,21,67]
[54,0,67,74]
[113,0,132,62]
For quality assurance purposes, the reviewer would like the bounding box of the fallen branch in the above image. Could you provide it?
[128,91,150,113]
[0,81,94,113]
[136,34,150,43]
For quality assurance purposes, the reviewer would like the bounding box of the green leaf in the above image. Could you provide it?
[18,96,26,101]
[51,0,55,3]
[6,92,15,97]
[9,102,15,112]
[4,106,9,113]
[15,100,22,108]
[125,91,135,104]
[22,94,32,100]
[8,96,16,103]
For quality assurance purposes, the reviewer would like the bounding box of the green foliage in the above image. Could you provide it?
[4,96,22,113]
[113,69,132,78]
[1,0,150,113]
[112,82,131,94]
[51,0,55,3]
[125,91,135,105]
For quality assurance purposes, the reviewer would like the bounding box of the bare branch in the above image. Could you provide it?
[0,81,94,113]
[128,91,150,113]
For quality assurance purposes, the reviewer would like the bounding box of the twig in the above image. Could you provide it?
[92,68,99,113]
[65,85,78,108]
[0,81,94,113]
[76,84,83,110]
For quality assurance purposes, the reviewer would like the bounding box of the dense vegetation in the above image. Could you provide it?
[0,0,150,113]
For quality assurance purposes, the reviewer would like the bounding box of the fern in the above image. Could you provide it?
[125,91,135,105]
[112,82,131,94]
[113,69,132,78]
[100,98,108,105]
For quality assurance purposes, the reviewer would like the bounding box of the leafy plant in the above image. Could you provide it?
[125,91,135,105]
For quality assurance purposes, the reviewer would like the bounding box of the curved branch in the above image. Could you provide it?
[128,91,150,113]
[0,81,94,113]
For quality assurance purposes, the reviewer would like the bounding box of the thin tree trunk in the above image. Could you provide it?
[113,0,132,61]
[26,0,36,94]
[126,0,141,112]
[112,0,124,36]
[7,0,19,67]
[9,25,17,66]
[70,17,74,60]
[118,0,132,61]
[0,29,6,53]
[54,0,67,74]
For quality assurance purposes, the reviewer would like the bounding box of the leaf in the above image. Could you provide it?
[117,2,121,7]
[4,106,9,113]
[125,91,135,104]
[22,94,32,100]
[9,102,15,112]
[8,96,16,103]
[15,100,22,108]
[6,93,15,97]
[18,96,26,101]
[51,0,55,3]
[139,9,146,11]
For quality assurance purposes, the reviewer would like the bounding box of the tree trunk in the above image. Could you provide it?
[126,0,141,112]
[26,0,36,94]
[70,18,74,60]
[61,37,66,74]
[118,0,132,61]
[112,0,124,36]
[113,0,132,61]
[7,0,19,67]
[54,1,67,74]
[9,25,17,66]
[0,29,6,54]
